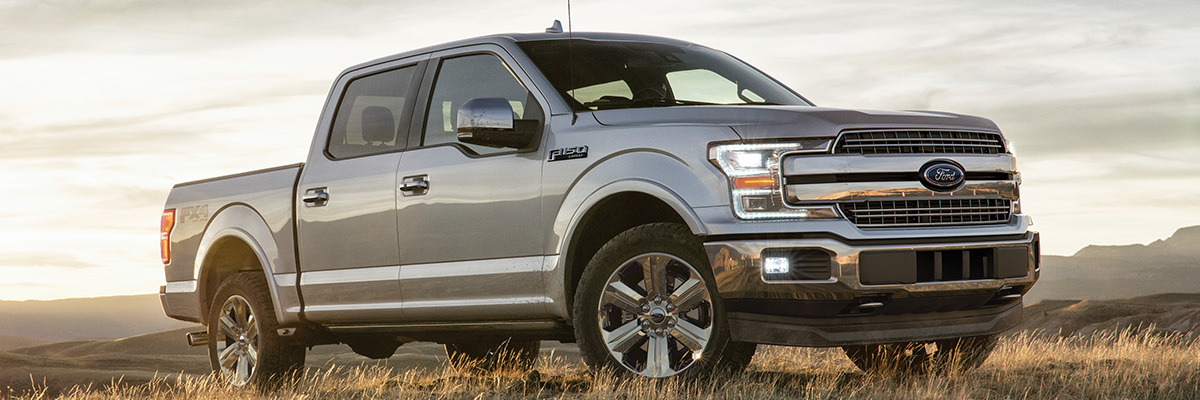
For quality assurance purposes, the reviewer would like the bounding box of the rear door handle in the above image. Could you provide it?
[400,175,429,196]
[302,188,329,207]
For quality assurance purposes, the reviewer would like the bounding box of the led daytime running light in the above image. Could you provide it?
[709,140,834,220]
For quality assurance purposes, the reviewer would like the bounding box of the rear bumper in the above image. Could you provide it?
[159,280,203,323]
[703,231,1038,346]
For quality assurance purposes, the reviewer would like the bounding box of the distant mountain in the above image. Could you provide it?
[0,334,48,351]
[1025,226,1200,303]
[1020,293,1200,338]
[0,294,197,341]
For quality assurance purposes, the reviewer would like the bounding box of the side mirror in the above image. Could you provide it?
[456,97,539,150]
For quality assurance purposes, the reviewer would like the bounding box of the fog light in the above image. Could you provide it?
[761,249,834,281]
[763,257,790,274]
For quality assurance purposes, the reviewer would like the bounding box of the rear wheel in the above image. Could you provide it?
[842,335,997,374]
[445,339,540,372]
[574,223,755,378]
[207,272,305,386]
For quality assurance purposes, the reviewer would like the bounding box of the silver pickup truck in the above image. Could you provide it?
[159,29,1038,385]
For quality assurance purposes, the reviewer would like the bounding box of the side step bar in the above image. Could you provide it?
[186,327,299,347]
[186,331,208,347]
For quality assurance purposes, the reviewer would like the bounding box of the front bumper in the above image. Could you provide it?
[703,231,1038,347]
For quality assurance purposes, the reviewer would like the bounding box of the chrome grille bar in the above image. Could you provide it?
[840,199,1012,228]
[836,130,1006,155]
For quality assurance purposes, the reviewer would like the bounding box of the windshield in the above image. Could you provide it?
[517,39,811,111]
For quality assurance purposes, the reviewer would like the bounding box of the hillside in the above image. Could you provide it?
[1025,225,1200,303]
[0,326,578,397]
[1020,293,1200,338]
[0,294,197,341]
[0,334,47,351]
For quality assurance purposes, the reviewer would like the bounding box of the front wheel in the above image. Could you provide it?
[207,272,305,387]
[573,223,755,378]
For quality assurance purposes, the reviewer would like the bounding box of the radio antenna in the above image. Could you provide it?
[567,0,577,125]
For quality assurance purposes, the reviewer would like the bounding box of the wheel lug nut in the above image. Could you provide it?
[642,304,650,312]
[668,319,676,326]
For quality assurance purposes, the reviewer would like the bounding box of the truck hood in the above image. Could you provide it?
[590,106,1001,140]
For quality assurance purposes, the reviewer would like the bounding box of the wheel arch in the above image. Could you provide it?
[558,180,706,320]
[194,204,288,325]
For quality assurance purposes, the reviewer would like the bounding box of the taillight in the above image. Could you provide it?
[161,209,175,265]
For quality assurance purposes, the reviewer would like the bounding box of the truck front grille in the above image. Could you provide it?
[836,130,1005,155]
[839,199,1011,228]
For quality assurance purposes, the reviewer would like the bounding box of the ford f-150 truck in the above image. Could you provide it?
[159,28,1039,385]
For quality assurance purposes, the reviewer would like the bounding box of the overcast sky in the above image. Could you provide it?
[2,0,1198,300]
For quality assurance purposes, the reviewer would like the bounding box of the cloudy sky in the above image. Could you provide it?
[1,0,1198,300]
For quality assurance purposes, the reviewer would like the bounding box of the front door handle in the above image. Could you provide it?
[400,175,429,196]
[302,188,329,207]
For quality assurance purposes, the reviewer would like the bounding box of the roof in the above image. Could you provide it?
[340,31,701,76]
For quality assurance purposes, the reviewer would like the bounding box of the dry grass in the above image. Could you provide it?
[4,328,1197,400]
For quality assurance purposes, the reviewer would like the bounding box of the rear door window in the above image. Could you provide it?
[327,65,419,159]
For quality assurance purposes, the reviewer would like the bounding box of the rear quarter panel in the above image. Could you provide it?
[162,164,302,323]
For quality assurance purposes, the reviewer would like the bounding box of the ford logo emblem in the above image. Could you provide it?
[920,162,965,191]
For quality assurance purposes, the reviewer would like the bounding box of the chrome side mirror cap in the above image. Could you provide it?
[457,97,514,131]
[456,97,539,151]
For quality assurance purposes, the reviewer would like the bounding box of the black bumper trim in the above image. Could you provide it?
[724,292,1017,319]
[727,301,1022,347]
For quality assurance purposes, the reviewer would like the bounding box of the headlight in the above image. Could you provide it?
[708,140,840,220]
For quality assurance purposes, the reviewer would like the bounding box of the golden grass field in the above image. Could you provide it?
[4,327,1197,400]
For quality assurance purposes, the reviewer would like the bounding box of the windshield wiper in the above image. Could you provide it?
[735,101,784,106]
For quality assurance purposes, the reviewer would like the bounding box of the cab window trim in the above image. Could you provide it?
[322,60,426,161]
[414,50,542,159]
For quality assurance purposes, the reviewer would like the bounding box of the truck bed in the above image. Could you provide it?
[160,163,303,322]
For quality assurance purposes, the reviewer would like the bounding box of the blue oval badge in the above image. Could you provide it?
[921,162,965,191]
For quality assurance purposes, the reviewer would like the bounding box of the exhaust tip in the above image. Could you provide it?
[186,331,208,347]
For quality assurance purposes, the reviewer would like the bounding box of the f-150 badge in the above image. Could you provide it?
[920,162,965,191]
[549,146,588,162]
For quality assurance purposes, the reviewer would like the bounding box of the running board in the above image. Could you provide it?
[326,320,562,334]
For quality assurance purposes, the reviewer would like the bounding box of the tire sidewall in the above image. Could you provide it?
[207,272,297,386]
[573,223,740,378]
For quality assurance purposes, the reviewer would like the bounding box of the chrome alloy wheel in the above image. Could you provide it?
[597,252,713,378]
[215,294,260,386]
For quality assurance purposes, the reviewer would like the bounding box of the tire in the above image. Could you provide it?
[843,335,997,374]
[573,223,756,378]
[207,272,305,387]
[445,339,540,373]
